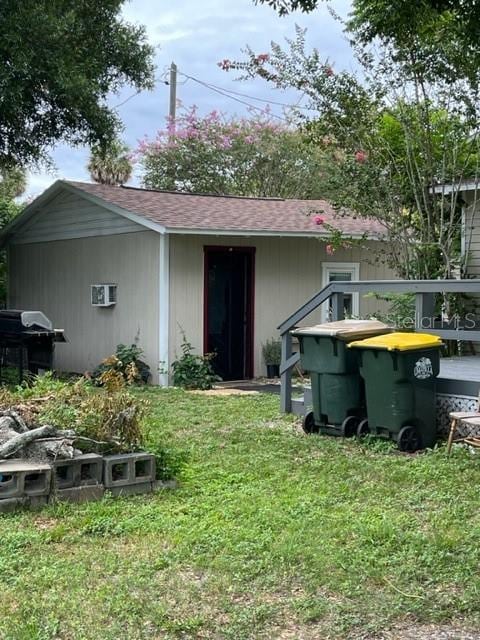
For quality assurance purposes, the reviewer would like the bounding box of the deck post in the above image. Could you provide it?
[280,331,293,413]
[415,293,435,331]
[331,292,345,321]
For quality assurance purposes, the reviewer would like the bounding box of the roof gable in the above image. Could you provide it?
[1,180,386,246]
[10,188,145,245]
[67,181,386,239]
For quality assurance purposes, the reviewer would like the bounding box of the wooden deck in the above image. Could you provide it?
[438,356,480,396]
[440,356,480,381]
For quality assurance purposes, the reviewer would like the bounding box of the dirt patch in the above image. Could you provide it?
[379,625,480,640]
[264,622,480,640]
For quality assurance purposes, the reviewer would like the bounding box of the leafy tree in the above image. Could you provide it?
[88,140,132,186]
[0,167,26,305]
[0,0,154,169]
[256,1,480,82]
[222,26,480,280]
[136,107,326,198]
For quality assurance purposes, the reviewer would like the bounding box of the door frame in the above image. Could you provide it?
[203,245,256,379]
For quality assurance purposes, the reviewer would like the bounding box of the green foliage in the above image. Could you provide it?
[0,166,26,305]
[257,0,480,84]
[136,106,326,197]
[171,334,221,390]
[92,343,151,386]
[227,25,477,280]
[11,374,147,453]
[87,139,132,186]
[366,292,416,329]
[262,338,282,365]
[0,0,154,168]
[15,370,69,398]
[145,441,188,481]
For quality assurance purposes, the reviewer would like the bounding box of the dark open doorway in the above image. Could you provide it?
[204,246,255,381]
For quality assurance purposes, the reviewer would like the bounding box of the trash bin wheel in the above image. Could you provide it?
[340,415,360,438]
[397,426,421,452]
[302,411,319,434]
[357,419,369,438]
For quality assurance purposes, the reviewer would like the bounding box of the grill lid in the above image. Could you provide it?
[0,310,53,333]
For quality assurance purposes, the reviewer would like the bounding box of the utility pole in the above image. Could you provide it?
[169,62,177,124]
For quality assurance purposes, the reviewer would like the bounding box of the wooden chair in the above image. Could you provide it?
[447,411,480,454]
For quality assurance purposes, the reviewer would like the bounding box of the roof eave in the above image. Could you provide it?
[164,227,385,240]
[430,180,480,195]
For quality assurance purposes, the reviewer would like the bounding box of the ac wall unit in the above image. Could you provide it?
[91,284,117,307]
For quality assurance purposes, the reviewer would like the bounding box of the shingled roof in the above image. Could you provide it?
[65,181,385,238]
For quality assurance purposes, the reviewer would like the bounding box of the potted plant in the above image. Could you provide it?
[262,338,281,378]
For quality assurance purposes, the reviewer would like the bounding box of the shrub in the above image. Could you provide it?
[262,338,281,365]
[171,335,221,390]
[92,343,151,387]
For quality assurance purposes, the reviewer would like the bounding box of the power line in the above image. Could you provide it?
[113,66,313,122]
[177,72,291,122]
[178,72,314,112]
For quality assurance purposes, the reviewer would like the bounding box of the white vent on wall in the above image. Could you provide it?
[91,284,117,307]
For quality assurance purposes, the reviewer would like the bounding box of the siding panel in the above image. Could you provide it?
[169,235,396,377]
[9,232,160,382]
[13,191,144,244]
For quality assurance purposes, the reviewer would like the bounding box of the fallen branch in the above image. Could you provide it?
[0,424,57,459]
[0,410,29,433]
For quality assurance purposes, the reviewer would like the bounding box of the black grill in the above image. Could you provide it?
[0,311,65,385]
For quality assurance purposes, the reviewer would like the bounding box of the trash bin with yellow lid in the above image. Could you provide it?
[291,320,391,437]
[348,332,444,451]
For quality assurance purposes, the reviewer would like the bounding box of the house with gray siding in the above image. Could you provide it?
[1,180,395,384]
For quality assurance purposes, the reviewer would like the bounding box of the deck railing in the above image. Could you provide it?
[277,279,480,413]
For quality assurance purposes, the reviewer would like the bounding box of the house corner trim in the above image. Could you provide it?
[159,233,170,386]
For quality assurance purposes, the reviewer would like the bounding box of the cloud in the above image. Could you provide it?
[25,0,353,198]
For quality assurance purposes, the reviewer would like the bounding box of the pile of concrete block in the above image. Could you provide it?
[0,451,164,513]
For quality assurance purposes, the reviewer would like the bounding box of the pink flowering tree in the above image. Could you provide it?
[135,107,326,198]
[220,26,480,281]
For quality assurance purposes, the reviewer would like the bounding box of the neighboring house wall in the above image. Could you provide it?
[169,234,395,377]
[464,194,480,277]
[9,231,160,382]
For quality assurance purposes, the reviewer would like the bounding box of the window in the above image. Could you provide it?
[322,263,360,321]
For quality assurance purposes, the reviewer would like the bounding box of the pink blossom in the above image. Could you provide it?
[354,150,368,164]
[314,215,325,225]
[256,53,269,63]
[325,65,334,77]
[218,59,232,71]
[326,244,336,255]
[219,135,233,149]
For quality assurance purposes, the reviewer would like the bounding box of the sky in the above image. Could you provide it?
[25,0,353,198]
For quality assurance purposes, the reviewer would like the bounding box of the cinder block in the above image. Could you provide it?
[53,454,103,489]
[0,460,51,499]
[51,484,105,504]
[0,495,48,513]
[26,495,49,510]
[0,497,27,513]
[109,481,153,497]
[103,453,156,488]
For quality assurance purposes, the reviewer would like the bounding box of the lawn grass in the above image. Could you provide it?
[1,388,480,639]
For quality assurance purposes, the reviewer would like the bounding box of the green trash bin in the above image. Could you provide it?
[292,320,391,437]
[348,332,444,451]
